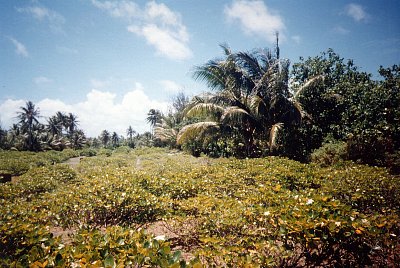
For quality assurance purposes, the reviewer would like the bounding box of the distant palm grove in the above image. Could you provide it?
[1,43,399,172]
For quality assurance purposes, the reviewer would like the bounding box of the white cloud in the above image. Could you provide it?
[128,23,192,60]
[93,0,192,60]
[8,37,29,57]
[76,85,169,136]
[145,2,180,27]
[159,80,182,93]
[91,0,139,19]
[224,0,285,43]
[38,99,72,116]
[345,4,368,22]
[0,99,25,126]
[0,85,168,137]
[333,26,350,35]
[34,76,52,84]
[17,5,65,33]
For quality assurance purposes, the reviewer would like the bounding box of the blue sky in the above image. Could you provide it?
[1,0,399,137]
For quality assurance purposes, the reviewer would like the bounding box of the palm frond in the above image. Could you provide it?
[251,63,278,94]
[291,100,312,121]
[258,48,274,69]
[185,102,224,119]
[269,122,283,151]
[294,75,325,99]
[192,60,226,91]
[176,122,219,145]
[249,94,268,116]
[210,90,239,105]
[154,126,177,142]
[221,106,250,124]
[235,51,262,79]
[219,43,232,56]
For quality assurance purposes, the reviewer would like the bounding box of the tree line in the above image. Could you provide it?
[0,102,86,151]
[0,102,155,151]
[1,42,399,172]
[149,43,399,172]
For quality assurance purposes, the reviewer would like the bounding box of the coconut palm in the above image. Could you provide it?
[17,101,41,150]
[146,109,162,134]
[66,113,79,137]
[7,124,20,148]
[126,126,136,148]
[178,41,304,157]
[111,132,119,148]
[55,111,68,134]
[47,115,63,137]
[100,130,111,147]
[70,129,86,149]
[154,113,181,148]
[127,126,135,139]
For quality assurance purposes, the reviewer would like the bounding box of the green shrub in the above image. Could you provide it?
[347,132,400,173]
[79,147,97,157]
[98,148,112,156]
[311,141,348,166]
[60,149,80,159]
[112,146,132,154]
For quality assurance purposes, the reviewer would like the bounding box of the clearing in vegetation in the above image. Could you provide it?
[0,148,399,267]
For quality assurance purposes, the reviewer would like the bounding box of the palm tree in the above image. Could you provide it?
[55,111,68,135]
[7,124,20,148]
[17,101,40,150]
[146,109,162,135]
[126,126,136,148]
[100,130,110,147]
[47,115,63,137]
[178,41,304,157]
[70,130,86,149]
[154,113,180,148]
[111,132,119,148]
[66,113,79,137]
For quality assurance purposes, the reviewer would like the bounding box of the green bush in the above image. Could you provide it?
[347,132,399,173]
[79,147,97,157]
[113,146,132,154]
[311,141,348,166]
[98,148,112,157]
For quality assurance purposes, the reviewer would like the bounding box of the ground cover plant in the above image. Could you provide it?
[1,148,399,267]
[0,149,93,176]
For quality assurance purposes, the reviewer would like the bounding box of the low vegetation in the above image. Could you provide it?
[1,148,399,267]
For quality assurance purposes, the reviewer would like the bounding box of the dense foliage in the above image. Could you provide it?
[174,42,304,158]
[145,45,400,173]
[1,149,399,266]
[0,103,86,151]
[288,51,400,170]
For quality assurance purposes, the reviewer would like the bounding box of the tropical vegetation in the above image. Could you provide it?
[150,44,399,172]
[1,148,399,267]
[0,41,399,266]
[1,42,398,172]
